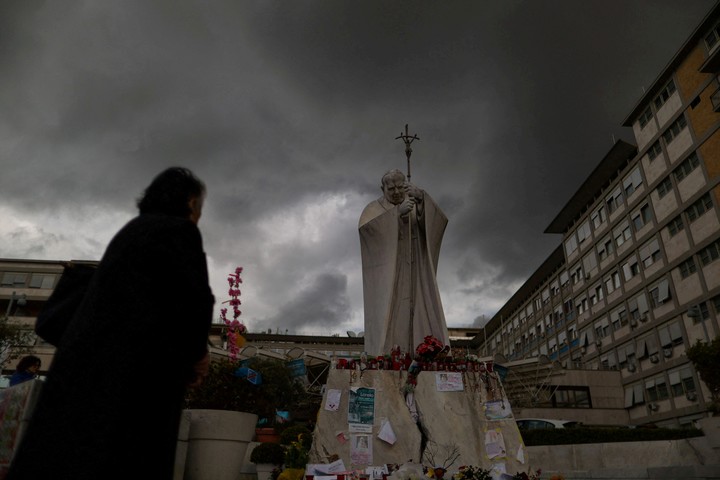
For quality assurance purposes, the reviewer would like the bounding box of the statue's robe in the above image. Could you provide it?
[359,194,449,356]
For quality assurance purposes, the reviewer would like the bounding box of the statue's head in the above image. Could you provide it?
[381,169,407,205]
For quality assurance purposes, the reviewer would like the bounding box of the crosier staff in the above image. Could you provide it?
[395,124,420,349]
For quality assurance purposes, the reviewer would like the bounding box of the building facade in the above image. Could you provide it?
[477,3,720,427]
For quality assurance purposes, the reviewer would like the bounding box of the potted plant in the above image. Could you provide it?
[277,429,312,480]
[181,357,304,480]
[251,442,287,480]
[182,357,303,480]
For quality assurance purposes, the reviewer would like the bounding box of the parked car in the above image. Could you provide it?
[516,418,581,430]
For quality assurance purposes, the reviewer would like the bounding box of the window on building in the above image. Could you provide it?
[632,203,653,231]
[622,255,640,281]
[604,270,621,294]
[623,167,643,198]
[594,318,610,339]
[687,193,713,223]
[699,239,720,266]
[679,257,697,278]
[606,186,623,214]
[674,152,700,182]
[618,341,636,369]
[582,252,597,277]
[654,79,677,110]
[597,234,614,261]
[656,176,673,198]
[577,220,591,244]
[1,272,27,287]
[550,280,560,297]
[705,22,720,51]
[552,386,591,408]
[669,366,696,397]
[638,107,653,129]
[592,284,604,305]
[625,383,646,407]
[639,237,662,268]
[611,306,628,331]
[667,215,685,237]
[614,220,632,247]
[541,288,550,305]
[637,333,659,359]
[649,278,671,307]
[628,292,649,321]
[565,233,578,256]
[29,273,57,289]
[647,141,662,161]
[591,205,607,228]
[712,296,720,317]
[576,296,588,315]
[658,320,683,348]
[560,271,570,287]
[646,375,670,402]
[571,264,583,285]
[662,114,687,144]
[694,301,711,323]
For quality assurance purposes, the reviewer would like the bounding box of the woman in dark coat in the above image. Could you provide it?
[7,167,215,480]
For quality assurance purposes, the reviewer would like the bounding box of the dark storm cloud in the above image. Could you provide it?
[258,272,352,334]
[0,0,715,331]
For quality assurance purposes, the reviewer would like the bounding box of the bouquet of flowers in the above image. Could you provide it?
[512,469,541,480]
[453,465,493,480]
[416,336,446,361]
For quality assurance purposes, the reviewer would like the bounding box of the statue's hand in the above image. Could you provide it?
[399,197,415,216]
[407,184,424,203]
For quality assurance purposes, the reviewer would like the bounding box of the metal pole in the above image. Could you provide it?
[395,125,420,350]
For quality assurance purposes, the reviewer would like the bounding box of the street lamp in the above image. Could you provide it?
[687,304,709,342]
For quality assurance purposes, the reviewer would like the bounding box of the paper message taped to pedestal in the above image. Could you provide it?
[348,387,375,425]
[377,418,396,444]
[325,388,341,411]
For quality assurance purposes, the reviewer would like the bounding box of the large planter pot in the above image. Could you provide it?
[183,409,259,480]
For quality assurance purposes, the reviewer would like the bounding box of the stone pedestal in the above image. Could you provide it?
[309,369,526,475]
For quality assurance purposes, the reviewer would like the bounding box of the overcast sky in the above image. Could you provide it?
[0,1,716,336]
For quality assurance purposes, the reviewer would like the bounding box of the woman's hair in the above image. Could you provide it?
[16,355,41,372]
[136,167,206,218]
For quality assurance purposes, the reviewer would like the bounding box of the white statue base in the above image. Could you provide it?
[308,368,528,477]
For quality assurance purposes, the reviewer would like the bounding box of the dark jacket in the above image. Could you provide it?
[7,214,214,480]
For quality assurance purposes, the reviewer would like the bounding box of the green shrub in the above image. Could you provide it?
[279,424,313,447]
[184,358,304,419]
[250,442,286,465]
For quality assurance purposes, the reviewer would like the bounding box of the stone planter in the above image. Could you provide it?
[183,409,259,480]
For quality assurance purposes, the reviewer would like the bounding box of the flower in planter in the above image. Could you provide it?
[277,432,311,480]
[221,266,247,361]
